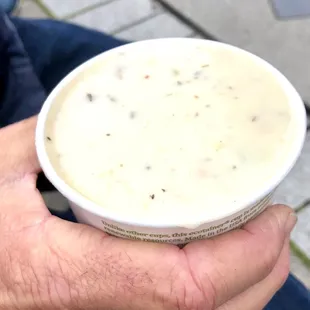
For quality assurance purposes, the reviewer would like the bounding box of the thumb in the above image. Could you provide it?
[183,205,297,308]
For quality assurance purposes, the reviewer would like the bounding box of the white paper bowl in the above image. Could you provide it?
[36,39,306,245]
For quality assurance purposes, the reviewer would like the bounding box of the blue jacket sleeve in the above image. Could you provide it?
[0,12,46,127]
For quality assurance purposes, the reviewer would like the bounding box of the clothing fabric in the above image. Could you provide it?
[0,0,18,14]
[0,11,309,309]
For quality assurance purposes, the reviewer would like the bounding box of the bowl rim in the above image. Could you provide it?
[35,38,307,229]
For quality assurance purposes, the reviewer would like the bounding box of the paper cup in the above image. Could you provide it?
[36,39,306,245]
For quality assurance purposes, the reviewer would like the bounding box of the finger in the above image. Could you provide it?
[0,116,41,183]
[183,205,297,308]
[217,238,290,310]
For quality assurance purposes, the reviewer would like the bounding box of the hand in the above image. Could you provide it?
[0,117,296,310]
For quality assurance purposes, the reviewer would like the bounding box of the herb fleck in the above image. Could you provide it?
[129,111,137,119]
[150,194,155,200]
[172,69,180,76]
[86,93,94,102]
[120,164,124,168]
[46,136,52,142]
[106,133,111,136]
[193,70,202,79]
[251,116,258,122]
[201,64,209,68]
[107,94,117,102]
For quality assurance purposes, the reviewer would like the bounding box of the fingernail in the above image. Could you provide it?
[285,212,297,234]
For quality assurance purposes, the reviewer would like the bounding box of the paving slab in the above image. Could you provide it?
[271,0,310,19]
[189,33,205,39]
[70,0,162,34]
[41,0,108,18]
[291,206,310,259]
[161,0,310,107]
[274,131,310,209]
[16,0,47,18]
[115,12,193,40]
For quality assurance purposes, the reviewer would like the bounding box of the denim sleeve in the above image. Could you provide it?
[0,12,46,127]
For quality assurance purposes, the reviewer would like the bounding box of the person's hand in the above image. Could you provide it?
[0,117,296,310]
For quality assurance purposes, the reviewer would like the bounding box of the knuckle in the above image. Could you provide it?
[150,260,208,310]
[165,256,214,310]
[165,283,207,310]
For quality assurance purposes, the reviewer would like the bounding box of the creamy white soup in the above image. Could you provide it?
[46,41,294,222]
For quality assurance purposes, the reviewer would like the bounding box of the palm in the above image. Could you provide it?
[1,175,204,309]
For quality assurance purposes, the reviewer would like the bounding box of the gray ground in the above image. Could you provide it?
[17,0,310,288]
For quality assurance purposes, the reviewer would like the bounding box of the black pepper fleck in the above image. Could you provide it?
[161,189,166,192]
[120,164,123,167]
[177,81,183,86]
[205,104,210,108]
[145,165,151,171]
[86,93,94,102]
[251,116,258,122]
[232,165,237,170]
[106,133,111,136]
[228,86,233,90]
[150,194,155,200]
[46,136,52,142]
[234,96,239,100]
[195,112,199,117]
[129,111,137,119]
